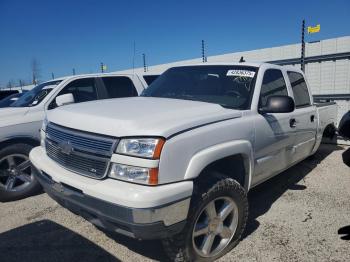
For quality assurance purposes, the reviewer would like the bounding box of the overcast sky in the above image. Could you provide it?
[0,0,349,87]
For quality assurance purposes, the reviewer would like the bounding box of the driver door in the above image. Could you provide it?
[253,69,296,185]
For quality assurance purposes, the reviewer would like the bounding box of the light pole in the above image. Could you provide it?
[143,54,147,72]
[301,19,306,72]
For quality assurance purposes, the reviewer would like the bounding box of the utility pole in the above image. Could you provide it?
[72,68,76,75]
[19,80,23,91]
[143,54,147,72]
[202,40,207,62]
[301,19,306,72]
[51,72,55,79]
[132,41,136,74]
[32,72,36,85]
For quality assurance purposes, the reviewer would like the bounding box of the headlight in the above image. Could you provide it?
[116,138,165,159]
[109,163,158,185]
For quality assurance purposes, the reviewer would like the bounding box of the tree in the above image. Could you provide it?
[31,58,41,85]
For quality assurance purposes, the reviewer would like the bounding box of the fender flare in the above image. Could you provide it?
[0,135,40,148]
[184,140,254,191]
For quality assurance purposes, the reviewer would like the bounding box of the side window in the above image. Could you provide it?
[259,69,288,107]
[49,78,97,109]
[143,75,160,85]
[101,77,138,98]
[287,72,311,108]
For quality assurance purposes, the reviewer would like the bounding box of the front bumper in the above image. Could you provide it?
[30,146,192,239]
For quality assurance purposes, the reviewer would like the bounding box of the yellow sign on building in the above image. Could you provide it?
[308,24,320,34]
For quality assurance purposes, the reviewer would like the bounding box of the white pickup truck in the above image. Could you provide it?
[30,63,337,261]
[0,73,154,201]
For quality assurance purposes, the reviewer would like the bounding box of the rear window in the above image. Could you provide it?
[287,72,311,108]
[101,77,138,98]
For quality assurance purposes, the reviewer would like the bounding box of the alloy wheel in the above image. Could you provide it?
[0,154,33,192]
[192,196,239,258]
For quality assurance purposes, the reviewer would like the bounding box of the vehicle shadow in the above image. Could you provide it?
[102,230,168,261]
[242,143,343,239]
[0,220,120,262]
[0,188,44,203]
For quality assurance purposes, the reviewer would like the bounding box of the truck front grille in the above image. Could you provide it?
[45,123,118,179]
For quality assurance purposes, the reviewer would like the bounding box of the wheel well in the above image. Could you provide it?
[322,123,337,139]
[0,137,39,149]
[195,154,246,188]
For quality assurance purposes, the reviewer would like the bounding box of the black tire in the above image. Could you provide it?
[162,173,248,262]
[0,143,42,202]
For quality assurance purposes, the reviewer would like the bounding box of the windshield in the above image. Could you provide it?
[141,65,258,110]
[10,80,62,107]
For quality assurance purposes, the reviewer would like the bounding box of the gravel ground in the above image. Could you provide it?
[0,144,349,262]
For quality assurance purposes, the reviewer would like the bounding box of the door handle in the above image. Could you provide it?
[310,115,315,122]
[289,118,297,128]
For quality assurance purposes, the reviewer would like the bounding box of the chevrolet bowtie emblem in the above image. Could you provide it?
[58,141,73,155]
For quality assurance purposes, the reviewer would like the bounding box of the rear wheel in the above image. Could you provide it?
[162,175,248,261]
[0,144,41,201]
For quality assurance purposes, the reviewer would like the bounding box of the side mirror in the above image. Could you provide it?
[259,96,295,114]
[55,93,75,107]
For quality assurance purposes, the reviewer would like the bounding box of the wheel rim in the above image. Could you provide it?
[0,154,33,192]
[192,196,239,258]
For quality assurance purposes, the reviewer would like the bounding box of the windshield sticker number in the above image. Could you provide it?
[227,70,255,78]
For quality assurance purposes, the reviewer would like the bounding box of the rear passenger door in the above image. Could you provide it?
[253,69,296,183]
[99,76,138,99]
[287,71,317,162]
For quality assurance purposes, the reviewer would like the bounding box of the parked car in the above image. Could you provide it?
[30,63,337,261]
[0,92,24,108]
[0,73,152,201]
[339,111,350,140]
[339,111,350,167]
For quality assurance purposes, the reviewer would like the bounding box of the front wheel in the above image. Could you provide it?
[162,175,248,261]
[0,143,42,202]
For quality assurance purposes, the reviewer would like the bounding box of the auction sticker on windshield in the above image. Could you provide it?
[227,70,255,78]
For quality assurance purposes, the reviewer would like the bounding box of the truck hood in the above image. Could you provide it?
[0,107,30,127]
[48,97,242,137]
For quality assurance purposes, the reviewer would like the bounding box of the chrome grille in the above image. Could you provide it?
[46,123,116,156]
[45,123,118,179]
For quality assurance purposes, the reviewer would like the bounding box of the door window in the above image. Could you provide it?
[259,69,288,108]
[49,78,97,109]
[287,72,311,108]
[101,76,138,98]
[143,75,160,85]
